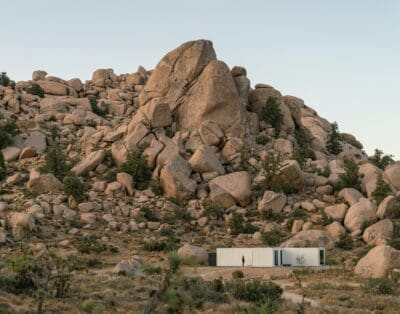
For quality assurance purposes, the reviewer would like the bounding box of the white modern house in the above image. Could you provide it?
[214,247,325,267]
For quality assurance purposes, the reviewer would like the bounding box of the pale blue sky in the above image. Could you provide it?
[2,0,399,159]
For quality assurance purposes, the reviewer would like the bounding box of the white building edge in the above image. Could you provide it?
[215,247,325,267]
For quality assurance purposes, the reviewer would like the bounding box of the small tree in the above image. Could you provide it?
[261,96,283,132]
[0,72,10,87]
[27,83,44,98]
[40,146,70,181]
[88,95,107,117]
[119,151,151,190]
[63,175,87,202]
[326,122,342,155]
[0,151,6,180]
[369,149,394,170]
[0,115,20,149]
[258,153,285,193]
[337,159,360,190]
[372,174,392,204]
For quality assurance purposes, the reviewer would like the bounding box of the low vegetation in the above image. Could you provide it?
[229,212,258,235]
[372,174,392,204]
[261,231,281,246]
[0,151,6,180]
[119,151,151,190]
[369,149,394,170]
[326,122,342,155]
[88,95,107,117]
[63,175,87,202]
[27,83,45,98]
[262,96,283,132]
[0,113,20,149]
[337,158,361,190]
[40,145,71,180]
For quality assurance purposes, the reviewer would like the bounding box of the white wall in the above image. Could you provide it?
[281,248,322,267]
[252,248,275,267]
[216,248,253,267]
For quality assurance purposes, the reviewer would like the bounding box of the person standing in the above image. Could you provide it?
[242,255,245,267]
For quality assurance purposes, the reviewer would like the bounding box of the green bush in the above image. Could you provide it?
[372,174,392,204]
[140,206,159,221]
[0,151,6,181]
[142,264,162,275]
[388,200,400,219]
[63,175,87,202]
[228,279,283,304]
[73,236,117,254]
[88,95,107,117]
[261,231,281,246]
[337,159,360,190]
[326,122,342,155]
[150,177,163,196]
[162,275,226,313]
[119,151,151,190]
[239,150,250,171]
[143,237,180,252]
[389,223,400,249]
[168,251,181,274]
[40,146,71,180]
[255,134,269,145]
[364,278,395,295]
[336,234,353,250]
[27,83,44,98]
[293,128,315,168]
[261,209,283,222]
[257,153,285,193]
[261,96,283,132]
[0,72,10,87]
[80,299,105,314]
[229,212,258,235]
[232,270,244,279]
[203,202,224,220]
[0,115,20,149]
[369,149,394,170]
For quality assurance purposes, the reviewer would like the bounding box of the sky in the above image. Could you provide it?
[1,0,399,159]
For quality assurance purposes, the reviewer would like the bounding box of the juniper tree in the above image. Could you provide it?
[326,122,342,155]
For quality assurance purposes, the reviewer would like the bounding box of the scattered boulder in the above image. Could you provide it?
[338,188,363,206]
[354,245,400,278]
[177,243,208,265]
[160,155,197,201]
[326,221,346,240]
[113,256,145,277]
[258,191,287,213]
[209,171,251,207]
[377,195,399,219]
[189,145,225,175]
[383,162,400,191]
[71,150,106,176]
[344,198,376,232]
[116,172,135,196]
[281,230,335,249]
[362,219,393,244]
[7,212,35,240]
[324,203,348,222]
[277,160,304,191]
[28,172,63,193]
[24,131,47,154]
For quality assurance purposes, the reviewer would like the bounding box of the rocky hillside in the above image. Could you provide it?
[1,39,400,313]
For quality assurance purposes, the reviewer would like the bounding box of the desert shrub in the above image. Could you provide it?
[229,212,258,235]
[228,279,282,304]
[261,231,281,246]
[388,200,400,219]
[255,134,269,145]
[261,209,283,222]
[162,275,226,313]
[11,255,41,293]
[80,299,105,314]
[73,236,117,254]
[140,207,159,221]
[142,264,162,275]
[40,146,71,180]
[369,149,394,170]
[389,223,400,249]
[326,122,342,155]
[0,72,10,86]
[286,209,308,231]
[0,115,19,149]
[63,175,87,202]
[262,96,283,132]
[257,153,285,193]
[203,202,224,220]
[88,95,107,117]
[364,278,395,295]
[292,128,315,168]
[150,177,163,196]
[337,159,360,190]
[119,151,151,190]
[239,150,250,171]
[318,210,333,226]
[236,300,280,314]
[168,251,181,274]
[316,166,331,177]
[232,270,244,279]
[27,83,44,98]
[165,126,175,138]
[143,240,166,252]
[336,234,353,250]
[372,174,392,204]
[0,152,5,181]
